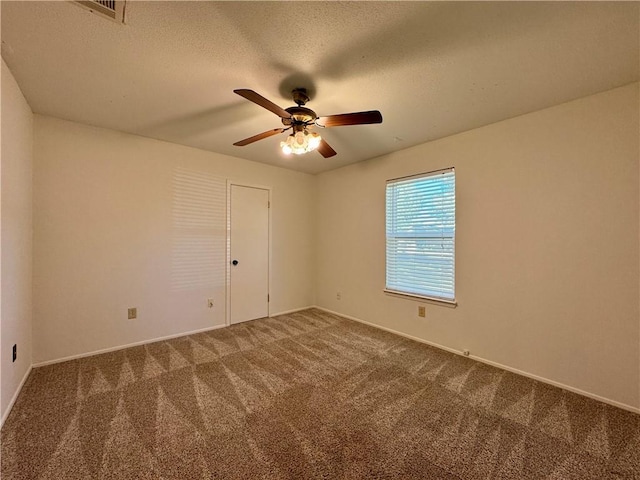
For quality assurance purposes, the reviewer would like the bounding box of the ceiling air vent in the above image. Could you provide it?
[74,0,126,23]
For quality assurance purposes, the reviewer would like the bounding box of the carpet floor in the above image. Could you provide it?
[1,308,639,479]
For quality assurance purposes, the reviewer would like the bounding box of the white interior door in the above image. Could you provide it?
[229,185,269,324]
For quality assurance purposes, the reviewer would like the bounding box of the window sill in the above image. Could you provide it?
[384,289,458,308]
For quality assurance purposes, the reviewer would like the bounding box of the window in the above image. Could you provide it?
[385,168,456,304]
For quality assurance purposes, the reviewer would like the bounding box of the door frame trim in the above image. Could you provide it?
[226,181,272,326]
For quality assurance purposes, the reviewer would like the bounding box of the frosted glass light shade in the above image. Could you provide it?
[280,129,321,155]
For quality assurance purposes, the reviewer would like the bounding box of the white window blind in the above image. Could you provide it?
[386,168,455,303]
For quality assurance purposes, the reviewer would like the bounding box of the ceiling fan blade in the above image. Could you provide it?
[317,139,337,158]
[233,128,286,146]
[234,89,292,119]
[316,110,383,128]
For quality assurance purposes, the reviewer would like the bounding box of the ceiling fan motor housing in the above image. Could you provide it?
[282,106,317,127]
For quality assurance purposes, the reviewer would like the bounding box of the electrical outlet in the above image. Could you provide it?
[418,306,426,317]
[207,299,214,308]
[336,292,341,300]
[128,307,137,320]
[12,344,17,362]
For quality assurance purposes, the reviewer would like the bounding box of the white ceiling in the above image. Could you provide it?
[2,1,638,174]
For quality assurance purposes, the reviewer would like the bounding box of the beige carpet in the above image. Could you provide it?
[1,308,638,479]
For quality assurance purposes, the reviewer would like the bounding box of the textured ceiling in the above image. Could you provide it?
[2,1,638,174]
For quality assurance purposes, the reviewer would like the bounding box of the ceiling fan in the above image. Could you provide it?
[233,88,383,158]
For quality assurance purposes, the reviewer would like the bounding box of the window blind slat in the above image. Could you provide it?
[386,169,455,301]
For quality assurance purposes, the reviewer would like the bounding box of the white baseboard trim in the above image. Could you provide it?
[270,306,316,317]
[1,364,33,429]
[33,323,227,368]
[34,308,317,368]
[315,306,640,414]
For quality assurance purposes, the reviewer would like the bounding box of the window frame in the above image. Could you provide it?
[384,167,457,307]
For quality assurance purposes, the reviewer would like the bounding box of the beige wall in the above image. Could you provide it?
[1,60,33,421]
[9,78,640,414]
[315,83,640,410]
[33,116,315,363]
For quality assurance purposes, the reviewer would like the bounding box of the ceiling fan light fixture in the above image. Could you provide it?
[308,131,322,150]
[280,129,321,155]
[233,88,381,159]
